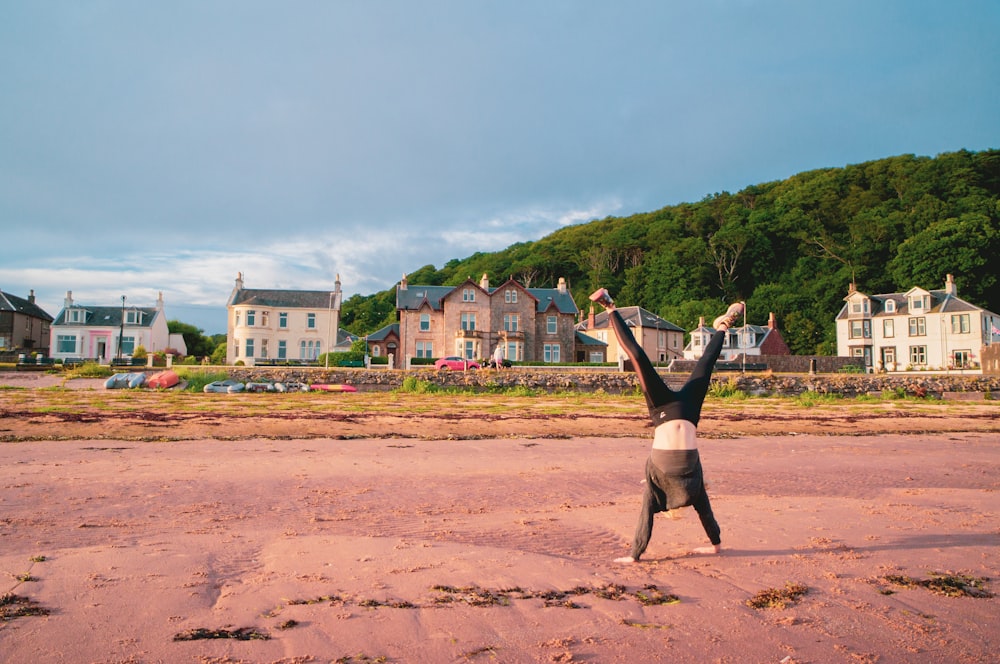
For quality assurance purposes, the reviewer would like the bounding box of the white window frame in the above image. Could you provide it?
[419,313,430,331]
[546,315,557,334]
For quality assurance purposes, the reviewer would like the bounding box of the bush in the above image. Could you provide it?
[66,362,113,379]
[398,376,439,394]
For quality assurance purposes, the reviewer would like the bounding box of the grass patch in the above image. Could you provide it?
[708,378,748,400]
[880,573,992,598]
[746,582,809,609]
[173,626,270,641]
[177,370,230,393]
[794,391,843,407]
[65,362,113,379]
[1,593,50,622]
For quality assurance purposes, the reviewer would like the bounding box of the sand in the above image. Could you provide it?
[1,373,998,663]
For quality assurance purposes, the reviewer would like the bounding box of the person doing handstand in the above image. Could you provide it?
[588,288,743,564]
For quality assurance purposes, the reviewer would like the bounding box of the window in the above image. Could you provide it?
[951,314,970,334]
[372,345,381,357]
[416,341,433,358]
[307,313,316,329]
[546,315,557,334]
[461,313,476,331]
[235,311,241,327]
[57,335,76,353]
[68,309,83,323]
[279,312,288,328]
[120,336,135,355]
[462,288,475,302]
[261,311,269,327]
[419,313,430,331]
[908,317,926,336]
[278,340,286,359]
[247,310,256,326]
[505,289,517,304]
[300,340,320,360]
[909,345,927,365]
[463,340,475,359]
[850,299,868,315]
[883,319,894,338]
[245,339,254,358]
[850,321,864,339]
[504,314,519,332]
[885,300,896,313]
[851,347,865,358]
[658,331,666,349]
[260,339,268,358]
[953,350,971,368]
[126,310,142,324]
[882,347,896,365]
[506,342,518,362]
[543,343,561,363]
[911,297,924,311]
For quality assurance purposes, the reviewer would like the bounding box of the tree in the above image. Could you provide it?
[167,320,215,358]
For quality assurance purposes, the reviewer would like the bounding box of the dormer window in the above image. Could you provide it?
[67,309,84,324]
[126,310,142,324]
[885,300,896,314]
[912,298,923,310]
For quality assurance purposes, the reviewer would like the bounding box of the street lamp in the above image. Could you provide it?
[117,295,126,362]
[326,290,334,369]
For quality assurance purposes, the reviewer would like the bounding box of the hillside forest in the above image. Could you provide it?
[341,149,1000,356]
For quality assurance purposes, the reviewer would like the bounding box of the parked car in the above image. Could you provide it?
[434,356,480,371]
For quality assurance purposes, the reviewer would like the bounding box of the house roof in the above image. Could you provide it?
[53,305,159,328]
[367,323,399,342]
[230,288,338,309]
[396,283,579,315]
[0,290,54,322]
[836,289,992,320]
[574,330,607,347]
[576,306,685,333]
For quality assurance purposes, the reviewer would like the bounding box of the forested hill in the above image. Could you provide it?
[342,149,1000,355]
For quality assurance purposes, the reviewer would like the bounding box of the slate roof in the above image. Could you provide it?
[53,306,159,328]
[367,323,399,342]
[836,289,990,320]
[576,306,685,333]
[396,283,579,315]
[0,290,54,322]
[230,288,338,309]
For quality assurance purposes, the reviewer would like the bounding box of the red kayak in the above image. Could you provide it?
[147,370,180,389]
[309,383,357,393]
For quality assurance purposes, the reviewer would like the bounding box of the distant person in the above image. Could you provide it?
[589,288,743,563]
[492,344,505,369]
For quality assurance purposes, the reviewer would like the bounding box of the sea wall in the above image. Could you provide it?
[227,367,1000,398]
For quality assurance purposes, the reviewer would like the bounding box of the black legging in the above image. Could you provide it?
[609,310,726,425]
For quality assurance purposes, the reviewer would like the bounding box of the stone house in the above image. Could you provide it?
[395,273,579,365]
[0,289,53,354]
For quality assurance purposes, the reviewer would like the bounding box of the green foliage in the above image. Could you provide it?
[177,370,229,392]
[398,376,439,394]
[168,320,218,359]
[210,343,228,365]
[707,378,748,400]
[66,362,113,379]
[339,149,1000,354]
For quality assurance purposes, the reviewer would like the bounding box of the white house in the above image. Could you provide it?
[226,273,352,366]
[684,312,791,361]
[836,274,1000,371]
[50,291,184,362]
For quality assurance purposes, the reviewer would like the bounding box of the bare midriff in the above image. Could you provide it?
[651,419,698,450]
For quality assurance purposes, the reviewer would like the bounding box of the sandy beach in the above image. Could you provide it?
[1,374,998,663]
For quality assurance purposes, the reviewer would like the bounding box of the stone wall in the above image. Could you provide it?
[227,366,1000,398]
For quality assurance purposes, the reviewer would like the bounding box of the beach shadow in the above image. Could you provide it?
[676,532,999,559]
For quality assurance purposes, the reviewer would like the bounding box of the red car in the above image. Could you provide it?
[434,356,480,371]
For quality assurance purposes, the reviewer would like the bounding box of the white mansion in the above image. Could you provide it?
[836,274,1000,371]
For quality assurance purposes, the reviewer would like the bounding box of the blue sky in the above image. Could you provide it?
[1,1,997,335]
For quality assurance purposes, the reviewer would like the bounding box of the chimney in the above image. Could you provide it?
[588,304,596,329]
[848,281,856,295]
[557,277,567,293]
[400,273,408,290]
[28,289,35,304]
[480,273,489,290]
[64,290,74,308]
[768,312,777,330]
[945,273,957,296]
[156,291,164,311]
[235,272,244,290]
